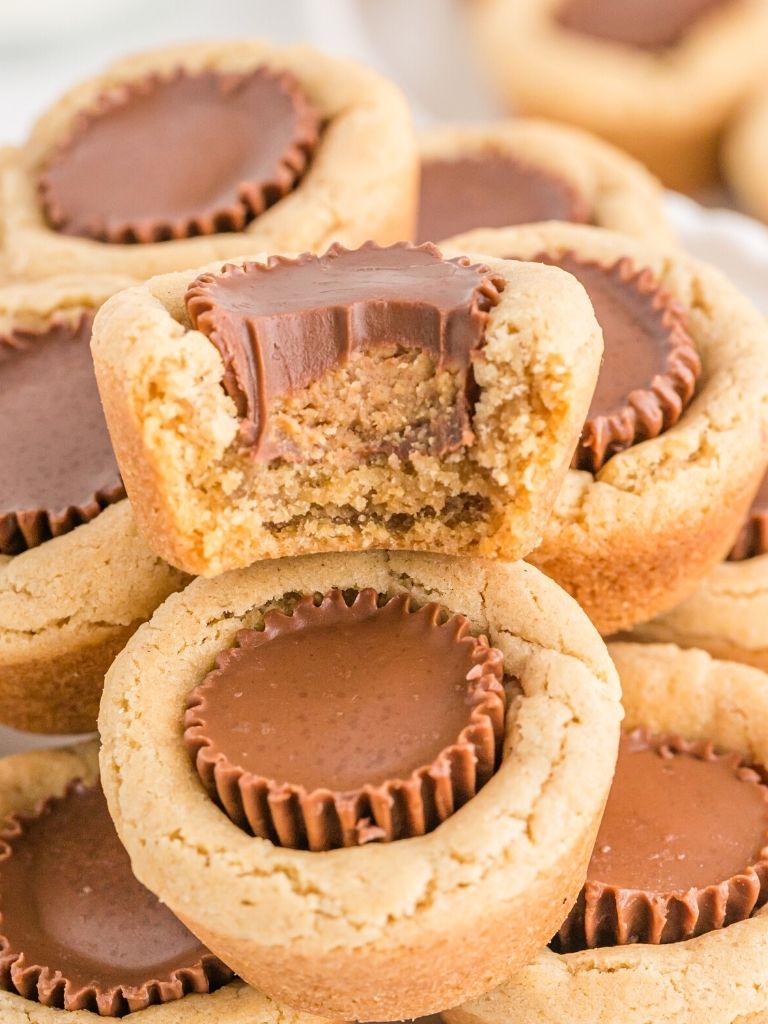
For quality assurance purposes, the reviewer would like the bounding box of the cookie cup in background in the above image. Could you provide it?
[99,551,621,1021]
[724,87,768,224]
[444,642,768,1024]
[0,743,335,1024]
[442,223,768,634]
[467,0,768,191]
[0,277,187,733]
[0,39,417,280]
[417,119,674,245]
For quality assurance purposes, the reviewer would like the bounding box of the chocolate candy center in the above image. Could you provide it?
[556,0,733,50]
[416,154,589,244]
[39,67,319,243]
[593,731,768,892]
[186,242,503,460]
[192,592,495,792]
[0,782,230,1014]
[185,589,506,849]
[729,471,768,560]
[533,253,700,472]
[0,314,124,555]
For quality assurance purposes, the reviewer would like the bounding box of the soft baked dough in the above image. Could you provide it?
[0,277,188,734]
[91,250,602,576]
[420,119,675,244]
[0,40,418,280]
[468,0,768,191]
[444,642,768,1024]
[441,222,768,635]
[0,743,337,1024]
[98,550,622,1020]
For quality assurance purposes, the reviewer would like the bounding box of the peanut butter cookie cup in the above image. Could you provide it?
[445,643,768,1024]
[0,277,187,733]
[442,222,768,634]
[0,742,333,1023]
[0,40,417,280]
[418,120,674,245]
[91,240,602,576]
[468,0,768,190]
[631,470,768,670]
[724,86,768,223]
[98,551,621,1020]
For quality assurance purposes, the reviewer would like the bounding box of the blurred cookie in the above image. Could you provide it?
[98,550,621,1020]
[468,0,768,190]
[442,222,768,634]
[0,277,187,733]
[418,119,674,244]
[445,643,768,1024]
[0,40,417,280]
[91,241,602,576]
[724,87,768,222]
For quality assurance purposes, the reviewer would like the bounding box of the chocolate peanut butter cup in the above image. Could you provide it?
[555,728,768,952]
[0,780,232,1016]
[185,241,505,461]
[416,153,589,244]
[38,66,320,244]
[729,471,768,561]
[534,253,701,472]
[184,588,507,852]
[555,0,734,51]
[0,313,125,555]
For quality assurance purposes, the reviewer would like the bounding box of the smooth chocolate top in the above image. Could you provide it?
[0,781,230,1015]
[556,0,733,50]
[188,590,500,793]
[591,731,768,892]
[186,242,503,458]
[0,314,124,555]
[729,471,768,560]
[416,153,589,244]
[39,67,319,243]
[534,253,699,472]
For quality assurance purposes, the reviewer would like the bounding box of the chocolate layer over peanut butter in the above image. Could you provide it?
[556,0,733,51]
[0,313,124,555]
[416,154,589,244]
[0,781,232,1016]
[39,66,319,243]
[555,729,768,952]
[534,253,700,472]
[186,242,504,461]
[185,588,507,851]
[729,471,768,560]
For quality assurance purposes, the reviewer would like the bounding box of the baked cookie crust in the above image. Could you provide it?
[0,40,417,281]
[0,742,336,1024]
[0,277,188,734]
[98,551,622,1020]
[442,223,768,634]
[91,249,602,577]
[444,642,768,1024]
[724,88,768,223]
[630,555,768,671]
[468,0,768,191]
[421,119,674,244]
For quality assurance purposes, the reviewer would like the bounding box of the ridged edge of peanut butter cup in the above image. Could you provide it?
[535,252,701,473]
[184,588,507,852]
[38,65,320,244]
[554,730,768,953]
